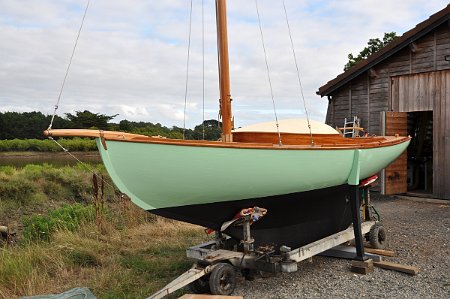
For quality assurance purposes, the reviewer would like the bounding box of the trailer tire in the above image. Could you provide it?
[189,276,210,294]
[209,263,236,295]
[369,223,387,249]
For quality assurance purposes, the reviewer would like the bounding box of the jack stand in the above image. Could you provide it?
[241,217,254,253]
[349,185,367,261]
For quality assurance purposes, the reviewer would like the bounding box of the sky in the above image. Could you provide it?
[0,0,448,129]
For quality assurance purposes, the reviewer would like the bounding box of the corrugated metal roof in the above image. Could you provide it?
[317,4,450,97]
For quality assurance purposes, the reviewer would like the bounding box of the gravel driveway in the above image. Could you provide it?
[232,195,450,298]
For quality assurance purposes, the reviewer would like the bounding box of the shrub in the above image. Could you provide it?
[0,177,36,202]
[0,138,96,152]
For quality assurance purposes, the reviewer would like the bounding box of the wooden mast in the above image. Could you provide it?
[216,0,233,142]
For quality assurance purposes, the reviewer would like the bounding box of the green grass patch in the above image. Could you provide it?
[67,249,100,267]
[142,244,186,258]
[0,163,112,205]
[22,204,96,242]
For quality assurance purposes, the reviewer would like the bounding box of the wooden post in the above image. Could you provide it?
[216,0,233,142]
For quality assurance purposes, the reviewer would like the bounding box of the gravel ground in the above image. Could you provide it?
[232,195,450,298]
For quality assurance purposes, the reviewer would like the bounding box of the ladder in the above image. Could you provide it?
[342,116,362,138]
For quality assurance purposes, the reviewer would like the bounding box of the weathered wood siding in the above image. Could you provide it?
[391,73,435,112]
[327,23,450,134]
[325,22,450,199]
[434,70,450,199]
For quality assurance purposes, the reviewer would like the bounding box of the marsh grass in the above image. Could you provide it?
[0,219,207,298]
[0,164,113,205]
[0,164,209,298]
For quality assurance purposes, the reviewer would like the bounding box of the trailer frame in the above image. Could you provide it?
[147,181,382,298]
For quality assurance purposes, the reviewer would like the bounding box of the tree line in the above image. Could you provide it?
[0,110,222,141]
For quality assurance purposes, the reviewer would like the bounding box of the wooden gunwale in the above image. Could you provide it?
[44,129,411,150]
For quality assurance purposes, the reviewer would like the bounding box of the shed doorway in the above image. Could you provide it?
[407,111,433,195]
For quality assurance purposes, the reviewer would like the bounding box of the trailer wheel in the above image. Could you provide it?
[369,223,387,249]
[189,276,210,294]
[209,263,236,295]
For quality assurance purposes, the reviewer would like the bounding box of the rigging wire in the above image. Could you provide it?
[282,0,314,146]
[202,0,206,140]
[48,0,90,130]
[183,0,194,140]
[255,0,282,146]
[48,137,121,198]
[44,1,123,201]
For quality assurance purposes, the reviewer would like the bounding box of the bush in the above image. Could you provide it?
[0,138,97,152]
[0,177,36,202]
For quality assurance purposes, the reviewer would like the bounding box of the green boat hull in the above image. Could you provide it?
[96,139,410,211]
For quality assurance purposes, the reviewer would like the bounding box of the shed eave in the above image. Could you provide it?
[318,14,450,98]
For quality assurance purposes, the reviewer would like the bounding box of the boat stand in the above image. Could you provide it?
[350,184,367,261]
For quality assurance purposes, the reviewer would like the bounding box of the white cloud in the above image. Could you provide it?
[0,0,448,128]
[119,105,150,118]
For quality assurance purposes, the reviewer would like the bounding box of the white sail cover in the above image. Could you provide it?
[233,119,339,135]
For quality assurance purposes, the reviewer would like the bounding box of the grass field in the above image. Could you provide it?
[0,164,209,298]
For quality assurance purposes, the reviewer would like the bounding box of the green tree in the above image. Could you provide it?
[118,120,132,131]
[0,111,70,139]
[344,32,397,71]
[191,119,222,140]
[65,110,118,130]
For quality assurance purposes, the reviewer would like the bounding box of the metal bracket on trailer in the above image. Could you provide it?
[285,220,375,264]
[146,264,216,299]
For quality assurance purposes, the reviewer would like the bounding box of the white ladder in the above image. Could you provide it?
[343,116,362,138]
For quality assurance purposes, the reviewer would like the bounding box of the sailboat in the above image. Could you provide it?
[45,0,410,249]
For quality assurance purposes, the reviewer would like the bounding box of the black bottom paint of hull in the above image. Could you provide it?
[152,184,354,250]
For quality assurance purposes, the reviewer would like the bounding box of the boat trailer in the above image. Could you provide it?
[147,178,384,298]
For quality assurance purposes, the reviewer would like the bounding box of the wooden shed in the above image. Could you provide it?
[317,5,450,199]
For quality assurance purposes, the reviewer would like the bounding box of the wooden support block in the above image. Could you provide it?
[373,261,419,275]
[351,265,374,275]
[351,259,374,275]
[180,296,243,299]
[364,248,395,257]
[352,259,373,268]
